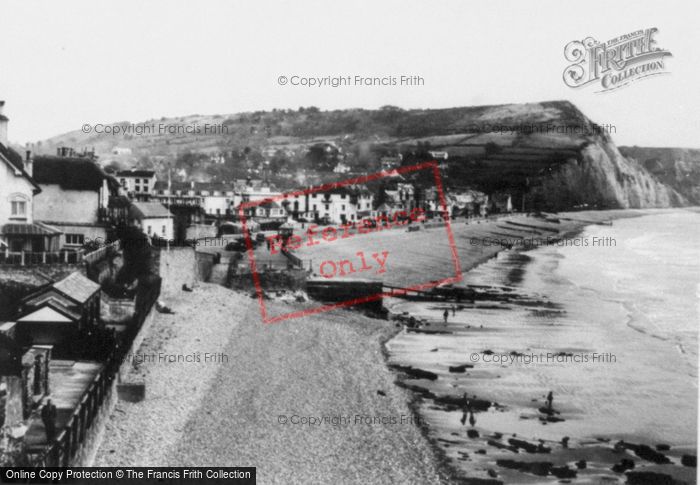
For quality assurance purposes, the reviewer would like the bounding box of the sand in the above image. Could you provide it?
[93,209,694,484]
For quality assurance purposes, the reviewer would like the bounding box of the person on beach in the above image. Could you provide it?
[41,399,57,442]
[443,309,449,323]
[452,305,456,316]
[546,391,553,410]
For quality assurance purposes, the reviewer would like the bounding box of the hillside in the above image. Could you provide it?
[31,101,688,211]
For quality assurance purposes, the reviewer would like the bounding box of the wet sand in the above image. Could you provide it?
[94,209,697,484]
[382,210,698,484]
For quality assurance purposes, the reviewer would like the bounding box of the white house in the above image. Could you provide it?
[0,101,62,254]
[129,202,174,240]
[308,185,373,224]
[117,169,157,196]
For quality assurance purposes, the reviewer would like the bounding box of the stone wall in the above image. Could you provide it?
[154,247,196,298]
[186,224,217,240]
[74,305,156,466]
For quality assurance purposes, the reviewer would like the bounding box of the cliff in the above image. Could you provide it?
[31,101,690,211]
[618,146,700,204]
[530,134,685,211]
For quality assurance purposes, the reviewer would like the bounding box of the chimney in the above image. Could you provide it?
[25,149,33,176]
[0,101,8,147]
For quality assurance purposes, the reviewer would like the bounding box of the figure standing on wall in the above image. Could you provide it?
[41,399,57,442]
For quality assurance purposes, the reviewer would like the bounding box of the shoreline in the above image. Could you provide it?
[378,210,636,483]
[93,208,696,484]
[381,209,698,484]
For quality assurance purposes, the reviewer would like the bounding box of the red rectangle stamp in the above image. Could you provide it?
[239,160,462,323]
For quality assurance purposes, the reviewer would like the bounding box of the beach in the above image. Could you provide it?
[384,209,699,484]
[93,210,698,484]
[93,284,445,484]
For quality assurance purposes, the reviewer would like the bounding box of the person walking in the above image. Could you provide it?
[41,399,57,442]
[443,309,449,323]
[546,391,554,410]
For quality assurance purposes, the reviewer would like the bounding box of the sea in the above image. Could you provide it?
[386,210,699,471]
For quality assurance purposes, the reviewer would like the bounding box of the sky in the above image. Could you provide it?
[1,0,698,147]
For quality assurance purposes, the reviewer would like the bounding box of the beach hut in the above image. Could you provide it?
[17,272,101,357]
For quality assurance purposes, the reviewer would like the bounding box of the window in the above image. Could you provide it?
[162,225,166,235]
[341,205,345,211]
[11,200,27,218]
[65,234,85,246]
[325,204,330,210]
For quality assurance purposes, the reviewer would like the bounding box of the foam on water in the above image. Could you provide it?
[387,211,699,458]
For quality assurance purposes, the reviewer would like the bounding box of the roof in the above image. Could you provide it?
[129,201,172,219]
[52,272,100,304]
[2,222,62,236]
[33,156,119,192]
[116,169,156,177]
[258,200,282,209]
[0,142,41,193]
[18,305,77,323]
[22,288,74,309]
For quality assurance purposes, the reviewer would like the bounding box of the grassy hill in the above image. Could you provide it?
[30,101,689,211]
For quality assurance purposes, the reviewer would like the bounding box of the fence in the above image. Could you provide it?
[0,250,83,266]
[25,276,161,467]
[83,241,121,265]
[0,241,120,267]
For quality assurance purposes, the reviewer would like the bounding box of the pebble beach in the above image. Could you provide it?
[93,284,445,484]
[93,209,697,484]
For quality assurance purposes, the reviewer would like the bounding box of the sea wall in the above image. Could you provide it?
[154,247,196,297]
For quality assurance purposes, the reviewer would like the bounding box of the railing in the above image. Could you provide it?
[83,241,121,265]
[25,277,161,467]
[0,241,120,267]
[0,250,84,266]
